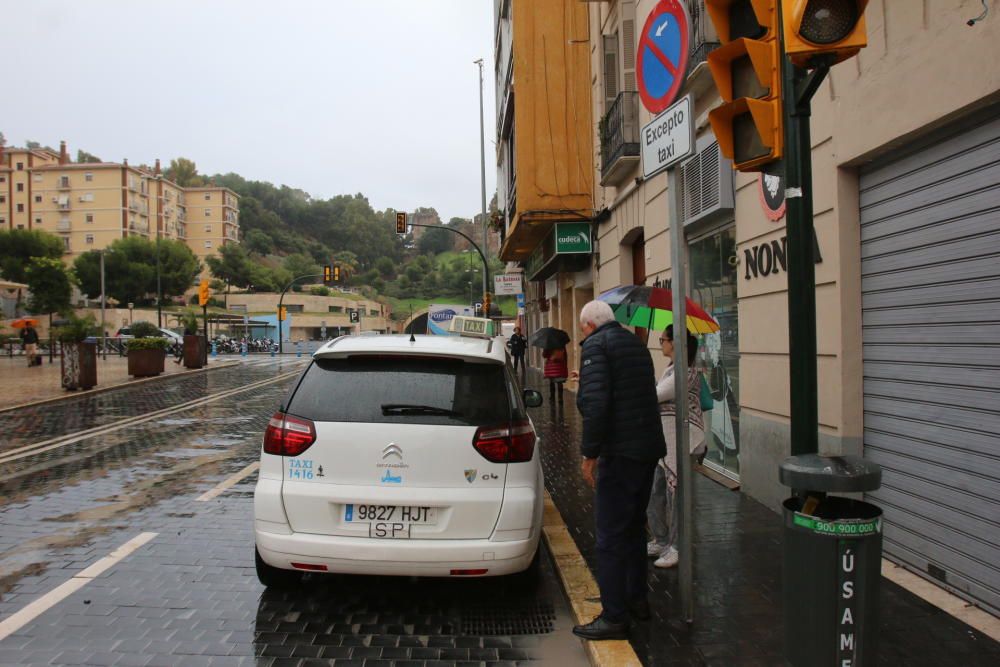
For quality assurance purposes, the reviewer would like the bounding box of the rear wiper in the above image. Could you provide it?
[381,403,461,417]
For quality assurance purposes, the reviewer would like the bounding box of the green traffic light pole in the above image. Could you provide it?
[277,273,324,355]
[780,10,835,458]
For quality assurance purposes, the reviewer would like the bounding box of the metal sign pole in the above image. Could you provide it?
[668,166,694,624]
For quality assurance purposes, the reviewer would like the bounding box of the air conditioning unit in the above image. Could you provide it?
[678,140,734,227]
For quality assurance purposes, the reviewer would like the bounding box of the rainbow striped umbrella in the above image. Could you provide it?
[598,285,720,334]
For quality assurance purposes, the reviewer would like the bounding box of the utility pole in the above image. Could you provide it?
[100,250,107,361]
[475,58,489,302]
[155,235,162,328]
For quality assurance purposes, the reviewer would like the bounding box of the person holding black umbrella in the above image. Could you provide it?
[529,327,571,404]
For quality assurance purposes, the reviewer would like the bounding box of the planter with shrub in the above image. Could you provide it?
[57,314,99,391]
[127,321,168,377]
[180,311,206,369]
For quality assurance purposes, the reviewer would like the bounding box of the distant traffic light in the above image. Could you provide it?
[396,212,407,235]
[323,265,332,284]
[706,0,782,171]
[782,0,868,67]
[278,306,287,321]
[333,265,341,283]
[198,279,210,306]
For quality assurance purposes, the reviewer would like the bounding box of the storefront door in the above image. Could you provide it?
[689,225,740,480]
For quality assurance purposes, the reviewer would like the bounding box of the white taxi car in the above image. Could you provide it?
[253,325,544,586]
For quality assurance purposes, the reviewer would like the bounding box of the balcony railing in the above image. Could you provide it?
[58,178,71,190]
[600,91,640,186]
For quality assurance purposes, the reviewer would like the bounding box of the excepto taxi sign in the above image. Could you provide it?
[641,94,693,179]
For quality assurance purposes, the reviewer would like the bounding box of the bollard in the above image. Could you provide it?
[211,341,217,358]
[270,342,276,358]
[295,341,301,358]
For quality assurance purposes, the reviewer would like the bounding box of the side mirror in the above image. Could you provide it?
[523,389,543,408]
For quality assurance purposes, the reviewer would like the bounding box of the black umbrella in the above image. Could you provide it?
[529,327,570,350]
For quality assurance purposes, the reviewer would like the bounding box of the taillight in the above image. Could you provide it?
[472,421,536,463]
[263,412,316,456]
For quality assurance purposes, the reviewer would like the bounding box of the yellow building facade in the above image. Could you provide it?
[494,0,595,372]
[0,142,238,273]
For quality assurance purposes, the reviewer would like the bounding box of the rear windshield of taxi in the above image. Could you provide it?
[286,356,511,427]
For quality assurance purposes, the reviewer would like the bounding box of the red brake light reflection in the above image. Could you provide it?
[263,412,316,456]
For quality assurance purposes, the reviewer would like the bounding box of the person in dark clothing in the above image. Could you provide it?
[20,325,40,367]
[506,327,527,375]
[571,300,666,641]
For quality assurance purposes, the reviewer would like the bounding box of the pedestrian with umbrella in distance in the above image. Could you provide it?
[529,327,570,405]
[12,318,41,367]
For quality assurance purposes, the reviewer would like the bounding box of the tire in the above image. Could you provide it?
[254,546,302,589]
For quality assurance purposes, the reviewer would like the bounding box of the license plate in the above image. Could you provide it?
[344,504,437,524]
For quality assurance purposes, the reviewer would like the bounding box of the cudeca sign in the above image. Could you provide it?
[555,222,592,254]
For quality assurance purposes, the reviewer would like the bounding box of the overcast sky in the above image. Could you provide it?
[1,1,497,222]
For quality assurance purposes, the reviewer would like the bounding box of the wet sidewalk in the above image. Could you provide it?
[525,373,1000,666]
[0,353,238,412]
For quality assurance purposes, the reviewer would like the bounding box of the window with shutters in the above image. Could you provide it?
[603,33,619,112]
[620,0,637,93]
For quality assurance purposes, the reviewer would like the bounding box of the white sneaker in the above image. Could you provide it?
[646,541,666,557]
[654,548,679,568]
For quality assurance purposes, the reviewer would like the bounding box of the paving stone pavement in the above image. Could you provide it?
[0,357,588,666]
[522,371,1000,666]
[0,357,307,454]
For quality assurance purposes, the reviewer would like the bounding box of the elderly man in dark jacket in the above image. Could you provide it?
[571,299,666,640]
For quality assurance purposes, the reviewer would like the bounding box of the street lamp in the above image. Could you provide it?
[474,58,489,300]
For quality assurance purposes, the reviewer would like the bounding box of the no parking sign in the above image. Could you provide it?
[637,0,691,114]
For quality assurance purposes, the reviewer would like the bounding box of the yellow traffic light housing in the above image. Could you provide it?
[323,265,332,284]
[706,0,782,171]
[198,279,210,307]
[783,0,868,67]
[278,306,287,321]
[333,265,341,283]
[396,212,407,235]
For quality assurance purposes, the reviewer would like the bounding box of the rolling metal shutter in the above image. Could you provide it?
[859,113,1000,614]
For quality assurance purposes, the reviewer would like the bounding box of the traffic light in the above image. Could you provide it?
[278,306,287,321]
[782,1,867,67]
[396,212,407,235]
[706,0,782,171]
[323,265,332,284]
[483,293,492,318]
[333,265,341,283]
[198,279,210,306]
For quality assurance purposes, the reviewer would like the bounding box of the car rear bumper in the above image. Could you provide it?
[255,523,539,577]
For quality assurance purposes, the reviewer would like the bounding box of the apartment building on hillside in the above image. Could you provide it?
[0,141,238,275]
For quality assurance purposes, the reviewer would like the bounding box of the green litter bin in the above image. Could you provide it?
[780,454,883,667]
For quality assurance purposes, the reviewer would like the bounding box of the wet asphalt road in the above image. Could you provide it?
[0,357,587,666]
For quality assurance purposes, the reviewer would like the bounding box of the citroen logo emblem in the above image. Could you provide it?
[382,443,403,460]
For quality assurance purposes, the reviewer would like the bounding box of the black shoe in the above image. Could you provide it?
[572,615,629,640]
[629,600,651,621]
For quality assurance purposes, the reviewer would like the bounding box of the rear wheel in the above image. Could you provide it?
[255,546,302,589]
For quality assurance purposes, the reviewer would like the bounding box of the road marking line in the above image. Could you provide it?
[196,462,260,501]
[0,532,157,642]
[0,370,301,466]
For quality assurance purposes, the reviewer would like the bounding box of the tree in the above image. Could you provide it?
[374,257,396,278]
[165,157,204,187]
[205,243,254,289]
[282,253,321,281]
[243,229,274,255]
[74,237,199,304]
[0,229,64,283]
[418,225,454,256]
[76,149,102,163]
[26,257,72,316]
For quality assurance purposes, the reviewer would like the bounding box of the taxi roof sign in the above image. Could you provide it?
[448,315,494,339]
